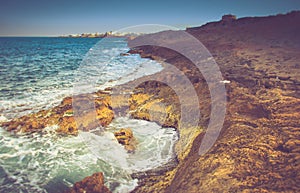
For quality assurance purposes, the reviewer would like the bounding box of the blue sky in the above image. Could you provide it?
[0,0,300,36]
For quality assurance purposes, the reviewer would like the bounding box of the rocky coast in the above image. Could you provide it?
[1,11,300,192]
[128,11,300,193]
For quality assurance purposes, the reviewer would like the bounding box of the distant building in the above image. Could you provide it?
[221,14,237,23]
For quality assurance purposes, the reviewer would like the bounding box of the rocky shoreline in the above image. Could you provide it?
[1,11,300,192]
[127,11,300,192]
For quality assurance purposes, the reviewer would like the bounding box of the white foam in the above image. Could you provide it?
[0,115,8,122]
[0,39,163,120]
[0,116,178,193]
[220,80,231,84]
[0,38,172,192]
[107,117,178,172]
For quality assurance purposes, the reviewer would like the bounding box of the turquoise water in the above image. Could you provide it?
[0,37,177,192]
[0,37,163,119]
[0,37,98,119]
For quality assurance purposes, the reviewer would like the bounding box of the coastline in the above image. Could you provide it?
[1,11,300,192]
[0,34,204,191]
[0,36,191,192]
[127,11,300,192]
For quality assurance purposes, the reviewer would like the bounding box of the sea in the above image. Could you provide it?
[0,37,178,193]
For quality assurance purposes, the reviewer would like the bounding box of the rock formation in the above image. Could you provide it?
[1,92,114,135]
[66,172,111,193]
[127,11,300,193]
[1,10,300,193]
[114,128,137,153]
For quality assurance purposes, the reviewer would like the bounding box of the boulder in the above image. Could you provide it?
[66,172,111,193]
[114,128,137,153]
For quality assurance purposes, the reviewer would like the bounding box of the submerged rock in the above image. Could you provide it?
[114,128,137,153]
[66,172,111,193]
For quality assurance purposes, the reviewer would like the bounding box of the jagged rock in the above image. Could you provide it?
[1,114,47,133]
[66,172,111,193]
[56,97,114,134]
[114,128,137,153]
[0,93,114,134]
[129,92,180,128]
[57,116,78,135]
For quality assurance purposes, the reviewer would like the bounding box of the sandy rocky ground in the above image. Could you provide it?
[1,11,300,193]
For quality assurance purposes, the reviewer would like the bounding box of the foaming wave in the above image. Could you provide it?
[107,117,178,172]
[0,38,163,119]
[0,87,73,120]
[0,117,177,193]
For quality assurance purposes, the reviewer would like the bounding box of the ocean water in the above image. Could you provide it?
[0,37,162,119]
[0,37,178,192]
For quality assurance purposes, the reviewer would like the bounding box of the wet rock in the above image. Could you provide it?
[2,115,46,133]
[57,116,78,135]
[66,172,111,193]
[120,53,130,56]
[96,106,114,126]
[57,103,114,134]
[0,93,114,134]
[114,128,137,153]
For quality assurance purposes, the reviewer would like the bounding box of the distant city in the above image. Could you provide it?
[59,31,141,38]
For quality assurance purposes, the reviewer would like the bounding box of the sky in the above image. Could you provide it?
[0,0,300,36]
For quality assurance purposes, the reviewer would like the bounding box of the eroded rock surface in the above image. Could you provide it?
[1,11,300,193]
[66,172,111,193]
[114,128,137,153]
[1,92,114,135]
[128,11,300,193]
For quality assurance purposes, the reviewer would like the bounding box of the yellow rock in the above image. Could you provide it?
[114,128,137,153]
